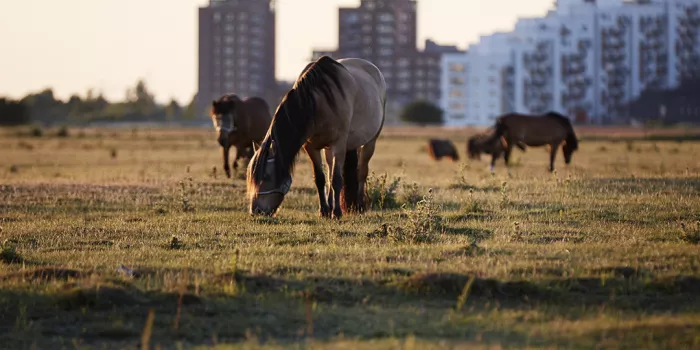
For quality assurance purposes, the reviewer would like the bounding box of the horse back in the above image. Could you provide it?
[498,112,572,146]
[242,97,273,144]
[337,58,387,150]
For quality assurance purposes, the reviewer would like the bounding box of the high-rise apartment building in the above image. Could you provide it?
[312,0,460,124]
[440,0,700,126]
[197,0,276,117]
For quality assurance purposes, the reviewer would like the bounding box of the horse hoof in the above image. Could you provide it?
[319,208,332,218]
[332,210,343,220]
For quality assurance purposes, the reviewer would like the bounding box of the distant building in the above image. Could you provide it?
[197,0,277,117]
[439,53,469,127]
[440,0,700,126]
[310,0,461,124]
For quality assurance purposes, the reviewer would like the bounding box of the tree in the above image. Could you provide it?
[126,79,157,117]
[0,98,31,125]
[164,99,183,121]
[183,94,198,120]
[399,100,444,125]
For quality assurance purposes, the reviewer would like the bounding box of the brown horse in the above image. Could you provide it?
[467,130,527,172]
[210,94,272,178]
[246,56,386,219]
[428,139,459,162]
[468,132,506,172]
[485,111,579,173]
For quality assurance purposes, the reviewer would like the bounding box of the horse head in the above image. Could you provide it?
[247,140,292,217]
[211,95,246,177]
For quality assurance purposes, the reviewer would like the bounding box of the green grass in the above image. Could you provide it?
[1,126,700,349]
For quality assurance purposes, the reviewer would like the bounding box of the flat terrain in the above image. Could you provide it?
[1,125,699,349]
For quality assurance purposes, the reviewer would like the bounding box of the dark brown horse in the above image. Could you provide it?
[428,139,459,161]
[468,132,505,172]
[210,94,272,178]
[468,131,527,172]
[485,111,579,173]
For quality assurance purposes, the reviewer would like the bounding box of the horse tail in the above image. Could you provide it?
[340,149,360,213]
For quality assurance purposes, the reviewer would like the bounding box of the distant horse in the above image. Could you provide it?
[210,94,272,178]
[485,111,579,173]
[246,56,386,219]
[467,130,527,172]
[428,139,459,162]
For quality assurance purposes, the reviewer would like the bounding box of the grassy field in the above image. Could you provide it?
[1,125,699,349]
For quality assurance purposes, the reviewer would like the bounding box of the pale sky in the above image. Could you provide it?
[0,0,552,104]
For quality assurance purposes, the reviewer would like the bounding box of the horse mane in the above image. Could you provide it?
[248,56,347,192]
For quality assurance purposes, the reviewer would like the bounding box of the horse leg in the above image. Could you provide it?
[490,150,500,173]
[357,139,377,213]
[549,142,560,172]
[324,148,333,211]
[222,145,232,178]
[504,144,513,178]
[329,145,347,220]
[304,145,331,218]
[232,146,241,172]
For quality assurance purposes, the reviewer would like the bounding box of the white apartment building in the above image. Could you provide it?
[440,0,700,126]
[440,53,468,126]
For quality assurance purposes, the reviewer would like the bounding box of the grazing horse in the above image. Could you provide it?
[467,131,526,172]
[210,94,272,178]
[246,56,386,219]
[485,111,579,173]
[428,139,459,162]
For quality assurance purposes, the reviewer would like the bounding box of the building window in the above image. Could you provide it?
[379,13,394,22]
[451,114,466,119]
[449,63,464,72]
[377,24,393,34]
[450,76,465,85]
[378,36,394,45]
[344,13,359,24]
[450,89,463,97]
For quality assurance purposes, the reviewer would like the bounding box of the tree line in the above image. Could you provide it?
[1,79,448,126]
[0,80,198,126]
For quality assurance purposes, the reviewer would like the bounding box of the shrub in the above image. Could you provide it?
[365,172,401,210]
